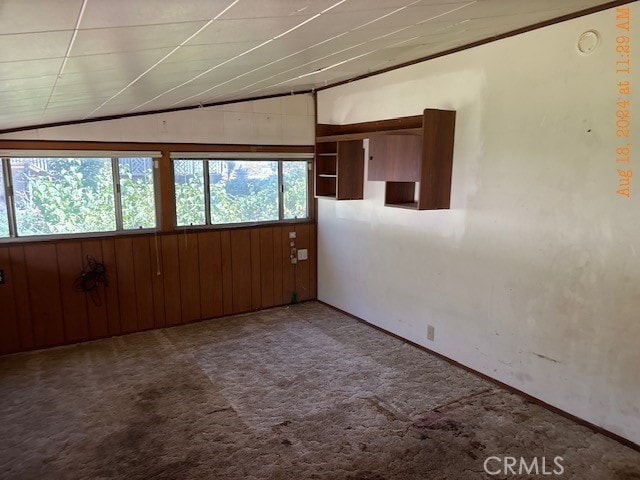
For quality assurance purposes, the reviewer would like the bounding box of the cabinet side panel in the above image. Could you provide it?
[336,140,364,200]
[420,109,456,209]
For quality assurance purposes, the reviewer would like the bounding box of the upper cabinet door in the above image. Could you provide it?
[367,134,422,182]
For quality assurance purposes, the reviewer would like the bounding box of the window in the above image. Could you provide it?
[0,156,156,238]
[174,158,309,227]
[118,158,156,230]
[282,160,308,220]
[0,165,9,238]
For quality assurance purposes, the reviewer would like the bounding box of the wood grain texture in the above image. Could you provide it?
[197,232,216,320]
[419,109,456,210]
[368,134,421,182]
[132,236,155,331]
[81,240,109,339]
[335,139,364,200]
[114,238,138,333]
[56,242,89,343]
[9,246,34,349]
[206,232,224,317]
[24,244,64,347]
[282,227,294,305]
[231,229,252,313]
[0,247,20,354]
[220,230,233,316]
[1,223,316,355]
[294,224,310,302]
[272,227,283,307]
[385,182,416,207]
[161,235,182,326]
[178,233,201,323]
[259,228,275,308]
[250,229,262,310]
[309,224,317,300]
[157,152,175,233]
[149,235,166,328]
[316,115,422,137]
[101,239,121,336]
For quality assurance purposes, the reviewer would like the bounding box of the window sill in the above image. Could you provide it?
[0,220,315,246]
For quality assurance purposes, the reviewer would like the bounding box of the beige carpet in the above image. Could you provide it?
[0,302,638,479]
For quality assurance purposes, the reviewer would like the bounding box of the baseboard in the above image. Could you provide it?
[319,301,640,453]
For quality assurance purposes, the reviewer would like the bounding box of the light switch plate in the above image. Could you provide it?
[289,231,296,239]
[297,249,308,261]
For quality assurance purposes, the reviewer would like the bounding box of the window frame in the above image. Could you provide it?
[172,157,311,230]
[0,156,159,242]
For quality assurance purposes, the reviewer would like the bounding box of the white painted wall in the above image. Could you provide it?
[0,94,315,145]
[317,5,639,444]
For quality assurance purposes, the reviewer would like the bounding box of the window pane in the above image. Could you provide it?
[118,157,156,230]
[0,166,9,238]
[209,160,278,224]
[174,160,206,226]
[283,161,308,220]
[11,158,115,236]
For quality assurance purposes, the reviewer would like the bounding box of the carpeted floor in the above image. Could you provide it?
[0,302,638,479]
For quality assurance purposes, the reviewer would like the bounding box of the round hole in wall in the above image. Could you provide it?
[577,30,600,55]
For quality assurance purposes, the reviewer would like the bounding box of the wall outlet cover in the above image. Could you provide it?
[289,231,296,239]
[427,325,435,341]
[298,249,308,260]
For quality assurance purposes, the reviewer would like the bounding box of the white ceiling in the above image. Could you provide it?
[0,0,621,131]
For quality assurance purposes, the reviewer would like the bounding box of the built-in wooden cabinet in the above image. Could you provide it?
[315,108,455,209]
[368,134,422,182]
[314,139,364,200]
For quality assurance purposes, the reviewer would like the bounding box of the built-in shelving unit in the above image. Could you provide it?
[315,109,456,210]
[314,138,364,200]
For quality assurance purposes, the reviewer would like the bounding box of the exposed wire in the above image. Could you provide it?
[73,255,108,306]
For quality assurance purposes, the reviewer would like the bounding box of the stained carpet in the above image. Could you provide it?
[0,302,638,479]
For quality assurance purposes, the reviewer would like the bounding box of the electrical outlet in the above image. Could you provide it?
[427,325,435,341]
[0,269,5,285]
[297,249,308,261]
[289,231,296,239]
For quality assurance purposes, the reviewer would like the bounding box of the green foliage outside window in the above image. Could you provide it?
[13,159,116,236]
[175,162,206,226]
[210,161,279,224]
[283,161,308,220]
[174,159,308,226]
[119,160,156,230]
[3,157,156,238]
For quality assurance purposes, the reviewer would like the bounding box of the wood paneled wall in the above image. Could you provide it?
[0,223,316,355]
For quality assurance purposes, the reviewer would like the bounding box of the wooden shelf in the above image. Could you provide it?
[370,109,456,210]
[314,139,364,200]
[315,108,455,208]
[315,128,422,143]
[384,202,419,210]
